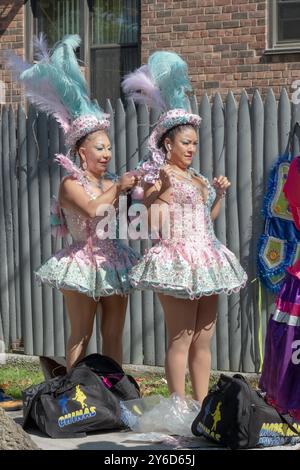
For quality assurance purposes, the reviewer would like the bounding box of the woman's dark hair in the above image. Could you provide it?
[75,134,88,153]
[159,124,197,151]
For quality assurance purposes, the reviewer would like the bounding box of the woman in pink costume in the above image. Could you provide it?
[123,51,247,402]
[9,35,139,370]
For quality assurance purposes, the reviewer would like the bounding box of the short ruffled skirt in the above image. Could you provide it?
[35,239,139,299]
[129,237,247,299]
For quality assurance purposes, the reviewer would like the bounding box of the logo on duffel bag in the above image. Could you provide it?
[197,399,222,442]
[58,385,97,428]
[259,422,300,446]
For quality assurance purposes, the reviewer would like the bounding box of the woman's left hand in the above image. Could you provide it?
[213,176,231,198]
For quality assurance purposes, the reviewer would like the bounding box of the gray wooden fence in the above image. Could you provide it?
[0,89,296,372]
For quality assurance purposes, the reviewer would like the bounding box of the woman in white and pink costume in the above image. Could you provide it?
[123,51,247,402]
[8,35,139,370]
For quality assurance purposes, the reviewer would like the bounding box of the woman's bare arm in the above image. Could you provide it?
[210,195,222,221]
[59,176,133,218]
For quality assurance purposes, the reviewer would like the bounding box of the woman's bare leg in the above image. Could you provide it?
[188,295,218,403]
[61,289,98,371]
[100,295,128,366]
[158,294,198,397]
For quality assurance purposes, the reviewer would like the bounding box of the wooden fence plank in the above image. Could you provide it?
[199,93,217,369]
[225,91,241,371]
[126,99,143,364]
[212,93,229,371]
[9,106,21,343]
[2,107,16,345]
[17,106,33,354]
[49,117,65,357]
[38,112,54,355]
[27,105,43,355]
[237,91,255,372]
[251,90,265,371]
[0,108,10,349]
[137,103,156,365]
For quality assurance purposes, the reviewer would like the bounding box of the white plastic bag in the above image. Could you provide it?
[120,393,201,437]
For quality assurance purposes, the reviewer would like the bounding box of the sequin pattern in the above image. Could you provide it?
[129,171,247,299]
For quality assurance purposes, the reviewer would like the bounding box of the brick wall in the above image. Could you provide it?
[141,0,300,100]
[0,1,25,108]
[2,0,300,106]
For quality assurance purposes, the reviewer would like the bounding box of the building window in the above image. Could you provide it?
[29,0,140,107]
[90,0,140,107]
[268,0,300,52]
[35,0,81,46]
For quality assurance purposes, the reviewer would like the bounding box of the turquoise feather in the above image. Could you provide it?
[148,51,192,111]
[50,35,88,101]
[19,34,106,121]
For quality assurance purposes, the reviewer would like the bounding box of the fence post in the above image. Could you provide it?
[0,107,10,350]
[27,105,43,355]
[126,98,143,364]
[18,105,33,354]
[2,106,17,346]
[115,98,131,363]
[199,93,217,369]
[225,91,241,372]
[137,103,156,365]
[212,93,229,371]
[238,91,255,372]
[251,90,265,371]
[38,112,54,356]
[9,106,21,344]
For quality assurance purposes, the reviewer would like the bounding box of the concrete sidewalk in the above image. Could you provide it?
[7,410,300,451]
[7,410,221,451]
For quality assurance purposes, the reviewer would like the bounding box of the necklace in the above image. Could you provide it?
[172,168,193,181]
[84,173,105,190]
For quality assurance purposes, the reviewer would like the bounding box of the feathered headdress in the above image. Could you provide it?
[122,51,201,182]
[5,34,110,153]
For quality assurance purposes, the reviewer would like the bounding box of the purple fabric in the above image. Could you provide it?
[276,273,300,305]
[260,273,300,418]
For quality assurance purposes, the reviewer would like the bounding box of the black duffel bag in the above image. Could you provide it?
[22,353,140,438]
[191,374,300,449]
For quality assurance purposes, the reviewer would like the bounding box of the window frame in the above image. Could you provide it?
[25,0,141,104]
[266,0,300,54]
[25,0,90,83]
[88,0,141,105]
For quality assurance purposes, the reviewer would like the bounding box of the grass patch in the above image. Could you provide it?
[0,363,44,399]
[131,373,221,398]
[0,362,260,400]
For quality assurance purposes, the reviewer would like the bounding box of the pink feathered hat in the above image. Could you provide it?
[65,114,111,154]
[122,51,202,182]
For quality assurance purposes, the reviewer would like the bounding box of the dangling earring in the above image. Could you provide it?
[82,161,87,170]
[166,145,172,161]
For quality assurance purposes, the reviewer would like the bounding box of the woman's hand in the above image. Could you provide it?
[213,175,231,199]
[118,172,137,192]
[159,165,173,193]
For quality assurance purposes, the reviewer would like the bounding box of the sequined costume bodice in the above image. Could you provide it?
[61,177,114,243]
[167,174,217,243]
[62,206,101,243]
[129,169,247,299]
[35,162,139,299]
